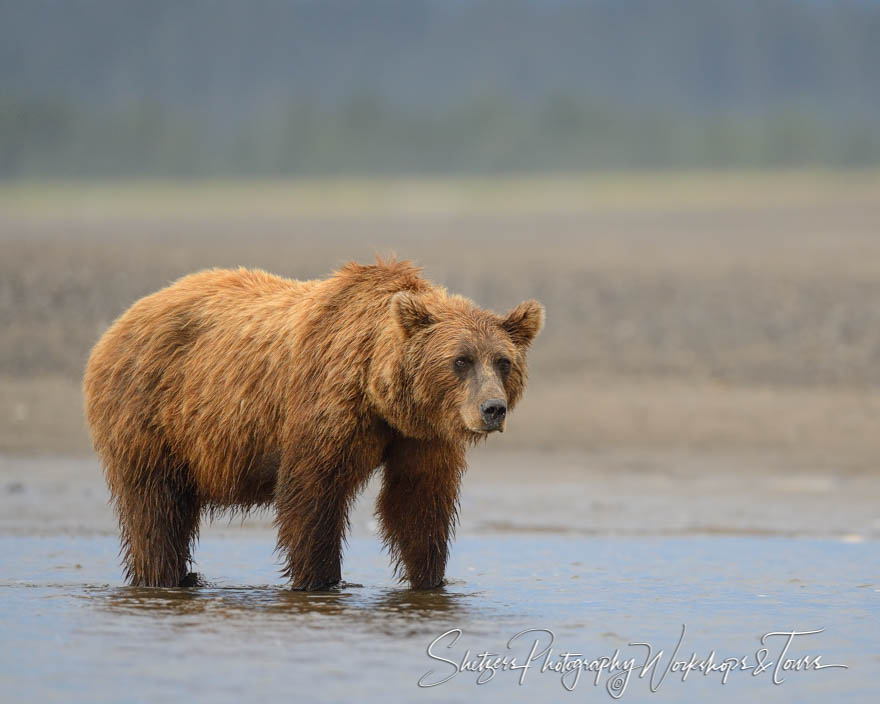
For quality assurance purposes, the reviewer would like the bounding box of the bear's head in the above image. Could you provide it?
[370,288,544,442]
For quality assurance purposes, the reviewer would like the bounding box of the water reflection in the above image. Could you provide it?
[91,580,476,635]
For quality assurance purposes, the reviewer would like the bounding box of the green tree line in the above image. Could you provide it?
[2,97,879,178]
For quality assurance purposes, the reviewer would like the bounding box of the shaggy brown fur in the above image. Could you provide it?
[83,258,543,589]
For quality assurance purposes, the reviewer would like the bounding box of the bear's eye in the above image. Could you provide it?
[497,357,512,374]
[454,356,472,370]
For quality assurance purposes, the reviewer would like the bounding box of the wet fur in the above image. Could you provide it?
[83,258,543,589]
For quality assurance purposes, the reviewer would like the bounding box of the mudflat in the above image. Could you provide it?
[3,172,880,465]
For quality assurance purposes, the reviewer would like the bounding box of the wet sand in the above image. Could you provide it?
[2,451,880,541]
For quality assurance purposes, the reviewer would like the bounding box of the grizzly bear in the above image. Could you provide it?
[83,258,543,590]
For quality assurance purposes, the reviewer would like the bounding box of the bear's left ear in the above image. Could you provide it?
[391,291,434,337]
[501,300,545,348]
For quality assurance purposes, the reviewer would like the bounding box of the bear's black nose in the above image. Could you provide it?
[480,399,507,428]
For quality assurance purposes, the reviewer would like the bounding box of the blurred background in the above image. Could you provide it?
[3,0,880,176]
[4,6,880,701]
[2,0,880,520]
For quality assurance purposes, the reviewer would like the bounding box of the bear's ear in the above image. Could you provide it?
[501,300,545,348]
[391,291,434,336]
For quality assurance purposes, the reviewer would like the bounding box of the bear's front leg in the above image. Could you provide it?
[377,438,466,589]
[274,457,359,590]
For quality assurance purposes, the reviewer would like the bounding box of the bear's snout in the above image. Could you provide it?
[480,398,507,431]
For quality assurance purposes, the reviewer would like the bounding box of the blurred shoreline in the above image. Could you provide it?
[3,373,880,474]
[2,170,879,220]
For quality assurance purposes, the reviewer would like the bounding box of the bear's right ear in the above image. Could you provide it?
[501,299,545,348]
[391,291,434,337]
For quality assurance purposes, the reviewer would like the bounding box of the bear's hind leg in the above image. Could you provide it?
[109,458,202,587]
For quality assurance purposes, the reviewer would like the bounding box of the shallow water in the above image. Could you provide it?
[1,533,876,703]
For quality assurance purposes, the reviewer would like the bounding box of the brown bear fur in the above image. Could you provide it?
[83,258,543,589]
